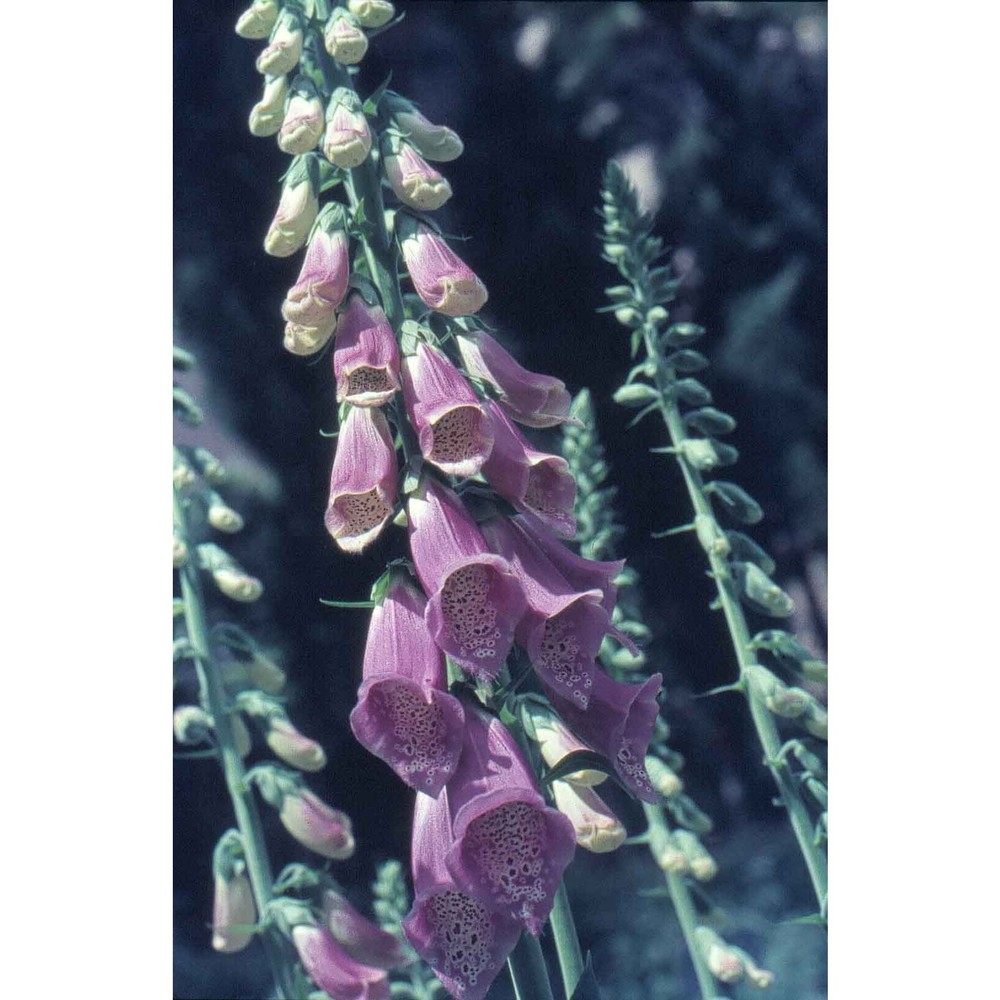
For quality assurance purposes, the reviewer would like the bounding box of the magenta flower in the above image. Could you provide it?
[407,477,525,679]
[292,924,390,1000]
[401,342,494,478]
[385,142,453,211]
[444,706,576,934]
[350,573,466,796]
[544,670,663,803]
[455,331,576,429]
[481,402,577,538]
[322,889,409,970]
[481,515,609,708]
[281,225,351,328]
[403,790,522,1000]
[398,216,488,317]
[333,295,401,408]
[324,406,398,554]
[279,787,356,858]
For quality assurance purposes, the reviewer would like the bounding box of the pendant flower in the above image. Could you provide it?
[398,215,488,317]
[333,295,402,408]
[292,923,391,1000]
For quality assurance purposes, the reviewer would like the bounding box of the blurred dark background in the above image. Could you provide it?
[174,2,827,997]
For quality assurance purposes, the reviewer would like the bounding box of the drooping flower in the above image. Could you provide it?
[292,923,391,1000]
[323,89,373,169]
[350,572,466,796]
[401,342,494,477]
[278,77,325,155]
[481,516,606,707]
[444,706,576,934]
[333,295,401,408]
[264,163,318,258]
[324,9,370,65]
[551,781,626,854]
[279,787,355,859]
[455,330,576,428]
[322,889,409,970]
[324,406,398,554]
[407,478,525,679]
[480,402,577,538]
[248,73,289,137]
[542,669,663,803]
[384,143,453,211]
[211,831,257,953]
[282,218,351,327]
[235,0,279,39]
[398,215,488,317]
[403,791,522,1000]
[347,0,396,30]
[265,716,327,772]
[255,13,303,76]
[385,95,464,162]
[283,315,337,356]
[532,714,607,787]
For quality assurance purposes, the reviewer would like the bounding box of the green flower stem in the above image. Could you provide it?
[507,932,557,1000]
[641,803,716,1000]
[640,321,829,919]
[173,489,296,999]
[549,882,585,999]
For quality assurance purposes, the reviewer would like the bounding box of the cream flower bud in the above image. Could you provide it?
[173,448,196,490]
[323,91,372,169]
[552,781,626,853]
[256,19,304,76]
[213,568,264,603]
[650,823,689,874]
[173,536,188,567]
[694,927,744,984]
[348,0,396,29]
[235,0,279,39]
[208,502,245,534]
[324,12,369,65]
[247,653,287,693]
[283,313,337,356]
[264,177,318,257]
[384,143,453,211]
[645,754,683,797]
[266,717,327,772]
[674,830,718,882]
[535,718,606,786]
[173,705,212,744]
[392,107,464,162]
[249,74,289,137]
[278,81,325,155]
[212,832,257,953]
[736,950,775,989]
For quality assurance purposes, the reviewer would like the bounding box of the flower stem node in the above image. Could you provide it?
[348,0,396,29]
[324,9,370,66]
[694,513,730,557]
[235,0,279,39]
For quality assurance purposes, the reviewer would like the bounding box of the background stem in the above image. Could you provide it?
[549,882,585,999]
[507,932,557,1000]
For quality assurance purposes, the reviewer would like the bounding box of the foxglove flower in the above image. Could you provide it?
[322,889,409,970]
[255,13,303,76]
[266,717,327,772]
[551,780,626,854]
[292,923,390,1000]
[324,406,398,554]
[456,331,576,429]
[403,791,522,1000]
[333,295,401,408]
[235,0,279,39]
[284,314,337,356]
[324,10,369,65]
[407,478,525,678]
[384,143,453,211]
[482,516,606,707]
[278,77,325,155]
[324,89,372,169]
[248,73,288,137]
[401,342,494,477]
[481,403,577,538]
[264,162,318,257]
[282,219,351,327]
[350,573,465,796]
[387,97,464,162]
[444,706,576,933]
[398,216,488,317]
[533,715,607,787]
[543,670,663,803]
[279,787,355,859]
[211,831,256,953]
[348,0,396,29]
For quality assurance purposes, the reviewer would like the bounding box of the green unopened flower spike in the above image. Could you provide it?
[235,0,279,40]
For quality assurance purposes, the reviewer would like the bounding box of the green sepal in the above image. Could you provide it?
[662,322,705,347]
[622,831,651,847]
[670,378,712,406]
[569,954,604,1000]
[704,480,764,524]
[684,407,737,436]
[726,531,776,575]
[710,440,739,466]
[666,349,709,374]
[541,750,621,789]
[626,403,659,428]
[612,383,660,407]
[319,598,377,609]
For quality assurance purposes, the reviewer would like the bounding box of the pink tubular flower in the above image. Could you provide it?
[393,108,464,162]
[455,331,576,428]
[324,89,372,168]
[444,706,576,934]
[551,780,627,854]
[292,924,390,1000]
[481,402,577,538]
[282,226,350,327]
[279,787,356,859]
[481,516,607,708]
[333,295,401,407]
[322,889,409,970]
[350,573,466,796]
[543,670,663,803]
[407,478,526,679]
[398,217,488,317]
[384,143,453,211]
[401,342,494,477]
[324,406,398,554]
[403,791,522,1000]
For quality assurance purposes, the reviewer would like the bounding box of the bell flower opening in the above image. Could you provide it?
[282,227,351,328]
[292,924,391,1000]
[333,295,402,408]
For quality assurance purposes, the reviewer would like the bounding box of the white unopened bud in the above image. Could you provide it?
[535,719,606,786]
[235,0,279,39]
[256,20,303,76]
[265,179,318,257]
[247,653,287,693]
[173,536,189,567]
[278,89,325,155]
[645,755,683,797]
[213,569,264,603]
[283,314,337,356]
[694,927,745,984]
[266,718,327,772]
[348,0,395,28]
[324,13,369,65]
[208,503,245,534]
[249,74,289,137]
[552,781,626,853]
[674,830,718,882]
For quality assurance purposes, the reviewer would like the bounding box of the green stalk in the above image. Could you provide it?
[642,803,716,1000]
[507,932,557,1000]
[173,489,296,999]
[640,321,829,918]
[549,882,585,999]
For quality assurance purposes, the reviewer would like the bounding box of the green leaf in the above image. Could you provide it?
[173,346,196,371]
[319,598,376,609]
[705,481,764,524]
[173,387,204,426]
[569,954,604,1000]
[684,407,737,436]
